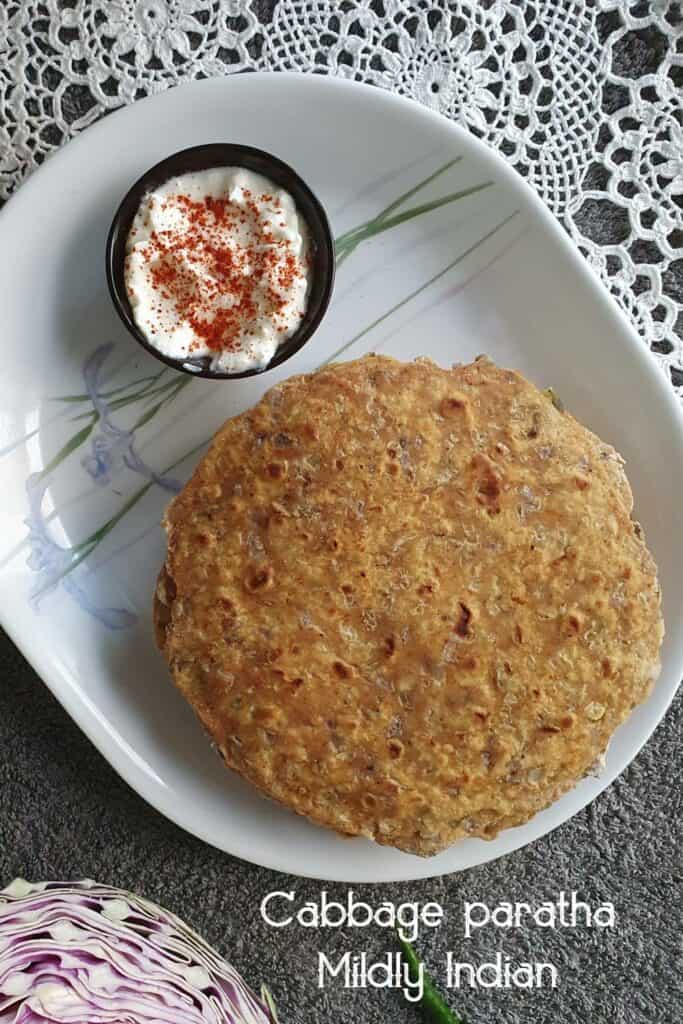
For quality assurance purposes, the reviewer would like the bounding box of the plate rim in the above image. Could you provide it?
[1,71,681,882]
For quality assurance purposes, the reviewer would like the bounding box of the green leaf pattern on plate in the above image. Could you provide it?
[15,157,516,624]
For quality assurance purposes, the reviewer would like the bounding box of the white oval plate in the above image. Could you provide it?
[1,74,681,883]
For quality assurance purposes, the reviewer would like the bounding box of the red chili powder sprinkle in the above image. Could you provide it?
[136,191,305,352]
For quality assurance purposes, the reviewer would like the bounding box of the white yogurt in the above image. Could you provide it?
[124,167,310,373]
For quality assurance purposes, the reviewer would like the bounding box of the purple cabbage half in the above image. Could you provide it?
[0,879,278,1024]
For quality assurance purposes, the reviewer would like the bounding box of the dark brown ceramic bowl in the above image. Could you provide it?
[105,143,335,380]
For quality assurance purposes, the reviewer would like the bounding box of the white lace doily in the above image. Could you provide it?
[1,1,681,391]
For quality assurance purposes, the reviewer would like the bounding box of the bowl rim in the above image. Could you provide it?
[105,142,336,380]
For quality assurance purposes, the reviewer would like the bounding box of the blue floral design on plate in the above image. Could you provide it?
[24,343,183,629]
[9,156,509,629]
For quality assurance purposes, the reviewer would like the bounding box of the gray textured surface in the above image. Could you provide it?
[1,6,682,1024]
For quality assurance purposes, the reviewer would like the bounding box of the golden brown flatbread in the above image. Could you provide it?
[154,355,663,856]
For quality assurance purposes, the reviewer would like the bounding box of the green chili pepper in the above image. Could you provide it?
[398,933,465,1024]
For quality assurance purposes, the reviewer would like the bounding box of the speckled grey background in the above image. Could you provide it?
[1,5,682,1024]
